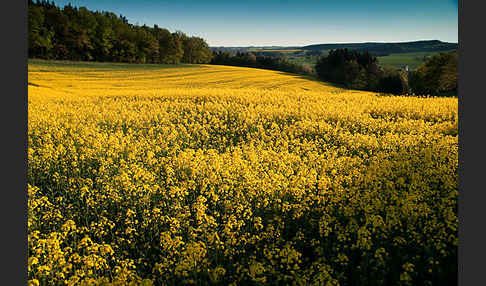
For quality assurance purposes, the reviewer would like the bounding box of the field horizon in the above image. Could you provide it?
[28,59,351,94]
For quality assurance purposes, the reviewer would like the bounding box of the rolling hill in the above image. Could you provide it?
[302,40,458,56]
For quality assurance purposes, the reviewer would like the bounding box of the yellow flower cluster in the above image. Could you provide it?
[28,61,457,285]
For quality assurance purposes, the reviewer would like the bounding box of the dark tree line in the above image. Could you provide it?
[315,48,458,96]
[408,51,458,96]
[28,0,212,64]
[315,49,409,94]
[210,51,314,76]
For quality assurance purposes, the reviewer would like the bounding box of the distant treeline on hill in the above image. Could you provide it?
[303,40,458,57]
[28,0,212,64]
[210,51,313,76]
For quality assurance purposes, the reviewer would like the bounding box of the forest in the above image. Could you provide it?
[210,51,314,76]
[314,48,457,96]
[28,0,212,64]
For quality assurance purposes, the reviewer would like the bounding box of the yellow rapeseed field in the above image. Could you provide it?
[28,60,458,285]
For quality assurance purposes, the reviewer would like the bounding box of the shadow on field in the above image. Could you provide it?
[273,70,347,89]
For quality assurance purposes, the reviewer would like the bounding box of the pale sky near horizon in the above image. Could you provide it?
[51,0,458,47]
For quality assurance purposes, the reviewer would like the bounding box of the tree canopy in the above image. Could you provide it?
[28,0,212,64]
[210,51,314,76]
[409,51,458,96]
[315,49,411,95]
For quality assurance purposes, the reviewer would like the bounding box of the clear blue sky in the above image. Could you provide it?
[52,0,458,47]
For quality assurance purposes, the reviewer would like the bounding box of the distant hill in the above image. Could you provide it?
[210,46,301,52]
[301,40,457,56]
[211,40,458,57]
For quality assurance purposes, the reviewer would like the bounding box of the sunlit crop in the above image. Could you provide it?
[28,60,458,285]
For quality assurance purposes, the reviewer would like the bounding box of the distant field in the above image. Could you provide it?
[377,51,455,70]
[285,50,455,70]
[285,55,320,68]
[28,61,457,285]
[285,50,456,70]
